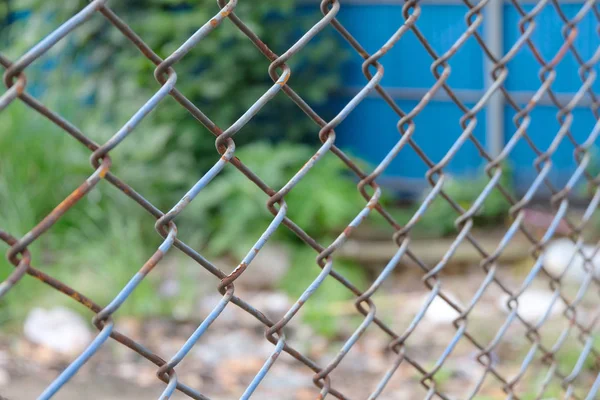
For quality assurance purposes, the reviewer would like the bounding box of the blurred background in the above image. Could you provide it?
[1,1,599,399]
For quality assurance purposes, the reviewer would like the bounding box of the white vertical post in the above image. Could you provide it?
[484,0,504,157]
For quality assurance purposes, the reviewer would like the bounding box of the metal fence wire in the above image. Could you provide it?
[1,0,600,399]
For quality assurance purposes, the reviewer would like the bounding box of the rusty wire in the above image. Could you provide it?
[1,0,600,399]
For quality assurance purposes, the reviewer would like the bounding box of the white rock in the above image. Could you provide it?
[158,278,180,298]
[423,294,462,325]
[0,368,9,387]
[116,362,138,381]
[497,289,564,323]
[543,238,600,283]
[192,330,273,368]
[254,364,310,391]
[0,350,8,367]
[244,292,291,320]
[24,307,93,356]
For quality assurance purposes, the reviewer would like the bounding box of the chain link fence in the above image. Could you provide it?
[1,0,600,399]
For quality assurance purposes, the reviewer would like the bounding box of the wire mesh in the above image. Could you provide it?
[1,0,600,399]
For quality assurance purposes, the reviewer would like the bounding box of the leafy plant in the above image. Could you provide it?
[279,247,367,338]
[578,146,600,197]
[0,0,347,323]
[188,142,372,336]
[412,164,515,237]
[553,334,600,375]
[0,78,193,321]
[191,141,368,257]
[3,0,345,170]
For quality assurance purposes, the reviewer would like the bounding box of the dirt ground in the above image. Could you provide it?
[1,376,160,400]
[1,266,599,399]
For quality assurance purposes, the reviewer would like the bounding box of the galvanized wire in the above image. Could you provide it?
[1,0,600,399]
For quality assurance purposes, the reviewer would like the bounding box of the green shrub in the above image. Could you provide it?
[0,79,191,321]
[279,247,367,338]
[189,141,368,256]
[0,0,347,323]
[408,164,515,237]
[190,142,372,336]
[4,0,344,170]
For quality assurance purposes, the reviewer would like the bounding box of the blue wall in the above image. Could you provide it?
[326,2,599,195]
[7,4,599,196]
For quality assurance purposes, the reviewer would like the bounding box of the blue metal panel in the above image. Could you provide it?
[332,3,486,192]
[333,96,487,179]
[9,3,598,197]
[504,3,600,93]
[327,2,598,196]
[505,104,598,192]
[7,9,31,23]
[335,4,484,90]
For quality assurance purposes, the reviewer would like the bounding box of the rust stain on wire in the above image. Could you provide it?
[1,0,600,399]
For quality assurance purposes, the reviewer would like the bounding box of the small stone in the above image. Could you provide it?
[23,307,93,356]
[0,368,9,387]
[116,363,138,381]
[34,346,59,366]
[332,349,386,374]
[220,357,265,376]
[215,357,265,392]
[135,365,160,387]
[244,291,291,321]
[255,365,310,391]
[497,288,564,323]
[0,350,8,367]
[14,338,62,367]
[423,294,462,325]
[543,238,600,283]
[158,279,180,298]
[192,330,273,368]
[116,317,142,339]
[181,373,203,391]
[295,387,320,400]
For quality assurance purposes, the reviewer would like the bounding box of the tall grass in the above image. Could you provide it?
[0,74,193,322]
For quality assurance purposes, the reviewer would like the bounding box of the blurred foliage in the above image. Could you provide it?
[279,247,367,338]
[421,164,515,237]
[382,164,516,238]
[554,333,600,375]
[2,0,344,170]
[577,147,600,235]
[0,0,354,325]
[189,142,372,336]
[192,142,369,257]
[579,146,600,196]
[0,88,189,321]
